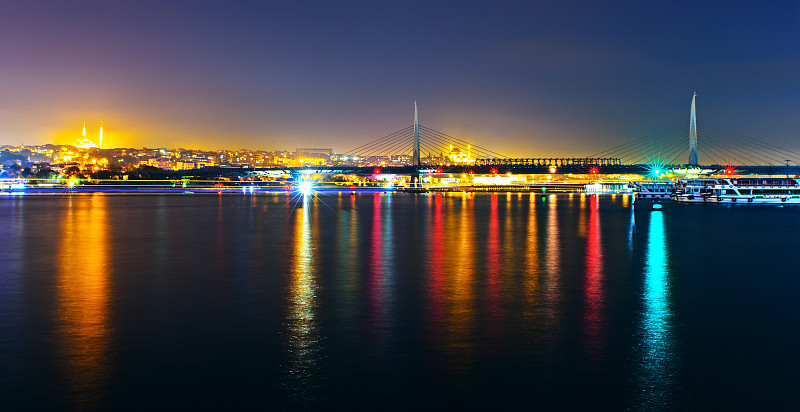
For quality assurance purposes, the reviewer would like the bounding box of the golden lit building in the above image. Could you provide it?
[447,145,476,165]
[74,121,103,149]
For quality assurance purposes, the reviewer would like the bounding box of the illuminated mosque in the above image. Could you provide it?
[446,144,476,164]
[74,121,103,149]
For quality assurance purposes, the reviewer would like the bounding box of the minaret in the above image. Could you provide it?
[688,92,698,166]
[413,102,420,166]
[99,121,103,148]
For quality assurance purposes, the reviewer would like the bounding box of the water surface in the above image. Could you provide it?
[0,192,798,410]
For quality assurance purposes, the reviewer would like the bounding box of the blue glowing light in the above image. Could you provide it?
[299,180,314,195]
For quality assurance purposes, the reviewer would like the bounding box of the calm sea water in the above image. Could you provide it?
[0,192,798,410]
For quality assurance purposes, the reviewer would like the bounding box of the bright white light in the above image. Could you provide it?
[299,180,313,195]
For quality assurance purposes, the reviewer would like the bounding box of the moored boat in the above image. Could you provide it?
[0,179,28,192]
[674,178,717,203]
[630,181,675,203]
[675,178,800,204]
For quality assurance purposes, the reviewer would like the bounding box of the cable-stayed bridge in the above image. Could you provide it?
[588,93,800,176]
[284,102,631,176]
[587,120,800,176]
[265,98,800,177]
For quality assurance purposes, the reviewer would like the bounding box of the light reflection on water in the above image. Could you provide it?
[427,193,447,354]
[334,193,358,334]
[543,194,562,329]
[522,193,540,341]
[6,192,794,409]
[367,193,395,354]
[485,194,502,343]
[0,197,24,384]
[636,210,677,408]
[56,194,111,409]
[449,195,476,371]
[427,193,478,376]
[582,194,605,359]
[282,194,324,407]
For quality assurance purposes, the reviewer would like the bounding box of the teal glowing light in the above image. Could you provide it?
[645,148,670,180]
[635,211,676,408]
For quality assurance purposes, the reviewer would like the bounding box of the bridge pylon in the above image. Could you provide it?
[413,101,421,167]
[689,92,699,166]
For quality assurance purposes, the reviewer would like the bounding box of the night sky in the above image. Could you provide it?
[1,1,798,156]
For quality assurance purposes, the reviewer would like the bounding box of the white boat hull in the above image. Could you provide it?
[675,178,800,205]
[674,194,711,203]
[707,196,800,204]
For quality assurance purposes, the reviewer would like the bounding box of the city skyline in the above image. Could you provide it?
[1,1,798,156]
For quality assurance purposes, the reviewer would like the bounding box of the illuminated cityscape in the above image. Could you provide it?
[2,101,798,193]
[2,1,799,411]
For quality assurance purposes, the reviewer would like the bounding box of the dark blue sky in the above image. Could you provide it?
[1,1,798,155]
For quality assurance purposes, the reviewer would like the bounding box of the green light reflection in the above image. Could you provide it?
[636,211,677,409]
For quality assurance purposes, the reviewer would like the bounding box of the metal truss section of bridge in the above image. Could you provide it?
[476,157,621,166]
[259,163,644,176]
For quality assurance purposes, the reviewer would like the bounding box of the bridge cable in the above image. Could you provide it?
[702,132,771,165]
[344,125,414,155]
[625,126,683,163]
[632,134,685,165]
[419,126,507,158]
[611,125,688,162]
[696,147,720,166]
[351,129,414,158]
[379,134,414,157]
[417,129,494,157]
[352,130,415,158]
[702,122,800,158]
[702,126,800,164]
[638,131,678,165]
[418,133,488,159]
[616,131,682,163]
[700,123,800,162]
[641,135,684,165]
[698,134,755,166]
[417,131,493,159]
[701,130,783,165]
[700,135,763,166]
[702,131,783,165]
[589,123,687,158]
[701,128,786,164]
[347,125,413,153]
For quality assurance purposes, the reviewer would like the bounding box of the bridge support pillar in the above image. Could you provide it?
[413,102,421,167]
[410,172,421,189]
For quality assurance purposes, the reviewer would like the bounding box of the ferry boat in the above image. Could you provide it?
[674,178,718,203]
[675,178,800,204]
[630,181,675,202]
[0,179,28,192]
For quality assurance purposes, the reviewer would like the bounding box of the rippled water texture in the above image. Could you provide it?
[1,192,798,410]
